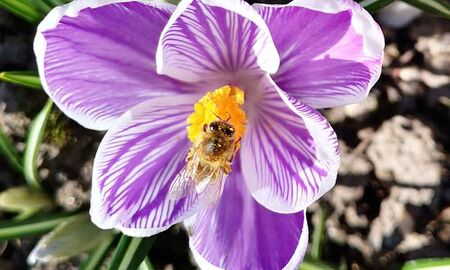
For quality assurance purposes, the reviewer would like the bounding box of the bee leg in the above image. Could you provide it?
[186,146,199,161]
[222,163,231,175]
[202,124,208,132]
[229,137,241,163]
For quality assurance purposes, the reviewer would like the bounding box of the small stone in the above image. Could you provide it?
[396,233,432,253]
[368,199,406,251]
[366,116,443,186]
[383,44,400,67]
[415,33,450,74]
[326,185,365,216]
[55,181,90,211]
[345,205,369,228]
[348,234,374,260]
[389,187,434,206]
[343,93,379,120]
[338,141,373,177]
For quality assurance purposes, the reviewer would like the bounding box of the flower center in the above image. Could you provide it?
[169,86,247,203]
[187,85,247,150]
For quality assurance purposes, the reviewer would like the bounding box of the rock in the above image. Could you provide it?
[345,206,369,228]
[338,141,373,177]
[324,93,379,123]
[368,199,407,251]
[389,187,435,206]
[325,185,365,216]
[383,44,400,67]
[396,233,433,253]
[326,216,348,245]
[0,102,30,137]
[366,116,443,186]
[348,234,374,260]
[343,93,379,120]
[55,181,90,211]
[415,33,450,74]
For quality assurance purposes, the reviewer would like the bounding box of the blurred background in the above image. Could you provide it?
[0,0,449,269]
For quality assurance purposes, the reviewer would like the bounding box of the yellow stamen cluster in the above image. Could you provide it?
[187,85,247,147]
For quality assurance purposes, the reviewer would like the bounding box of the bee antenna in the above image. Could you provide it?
[211,110,222,120]
[225,112,231,122]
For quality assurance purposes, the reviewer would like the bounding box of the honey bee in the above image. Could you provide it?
[169,120,240,204]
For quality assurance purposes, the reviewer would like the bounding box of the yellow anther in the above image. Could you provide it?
[187,85,246,147]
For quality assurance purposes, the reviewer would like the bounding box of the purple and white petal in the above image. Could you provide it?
[156,0,279,83]
[241,76,340,213]
[90,95,202,237]
[186,158,308,270]
[254,0,384,109]
[35,0,194,130]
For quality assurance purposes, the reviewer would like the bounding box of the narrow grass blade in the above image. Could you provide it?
[402,0,450,18]
[42,0,71,6]
[108,235,156,270]
[0,212,75,240]
[359,0,396,12]
[0,127,23,173]
[24,99,53,189]
[310,206,326,260]
[402,258,450,269]
[0,0,42,23]
[23,0,51,14]
[80,234,115,270]
[138,257,154,270]
[0,71,43,90]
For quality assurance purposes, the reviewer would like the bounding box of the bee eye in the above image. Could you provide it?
[225,128,234,137]
[209,123,218,131]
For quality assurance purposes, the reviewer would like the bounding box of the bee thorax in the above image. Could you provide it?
[203,137,231,161]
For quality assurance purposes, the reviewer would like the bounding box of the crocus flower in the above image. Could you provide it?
[34,0,384,269]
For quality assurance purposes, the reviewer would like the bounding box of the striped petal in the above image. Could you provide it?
[185,158,308,270]
[90,95,202,237]
[156,0,279,83]
[241,76,340,213]
[254,0,384,109]
[35,0,193,130]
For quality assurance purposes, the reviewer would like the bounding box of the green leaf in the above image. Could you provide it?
[359,0,396,13]
[28,213,115,264]
[80,235,115,270]
[0,126,23,173]
[23,99,53,189]
[108,235,156,270]
[138,257,154,270]
[310,206,326,260]
[300,258,336,270]
[402,0,450,18]
[402,258,450,270]
[0,0,42,23]
[0,186,54,220]
[0,212,75,240]
[42,0,71,6]
[0,71,43,90]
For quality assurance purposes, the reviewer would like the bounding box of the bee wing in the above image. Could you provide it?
[168,163,196,200]
[198,169,225,206]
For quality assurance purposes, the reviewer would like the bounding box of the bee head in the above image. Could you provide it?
[207,121,235,137]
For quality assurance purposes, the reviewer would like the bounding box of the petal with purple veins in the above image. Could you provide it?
[35,0,194,130]
[90,94,203,237]
[240,76,340,213]
[157,0,279,83]
[254,0,384,109]
[186,157,308,270]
